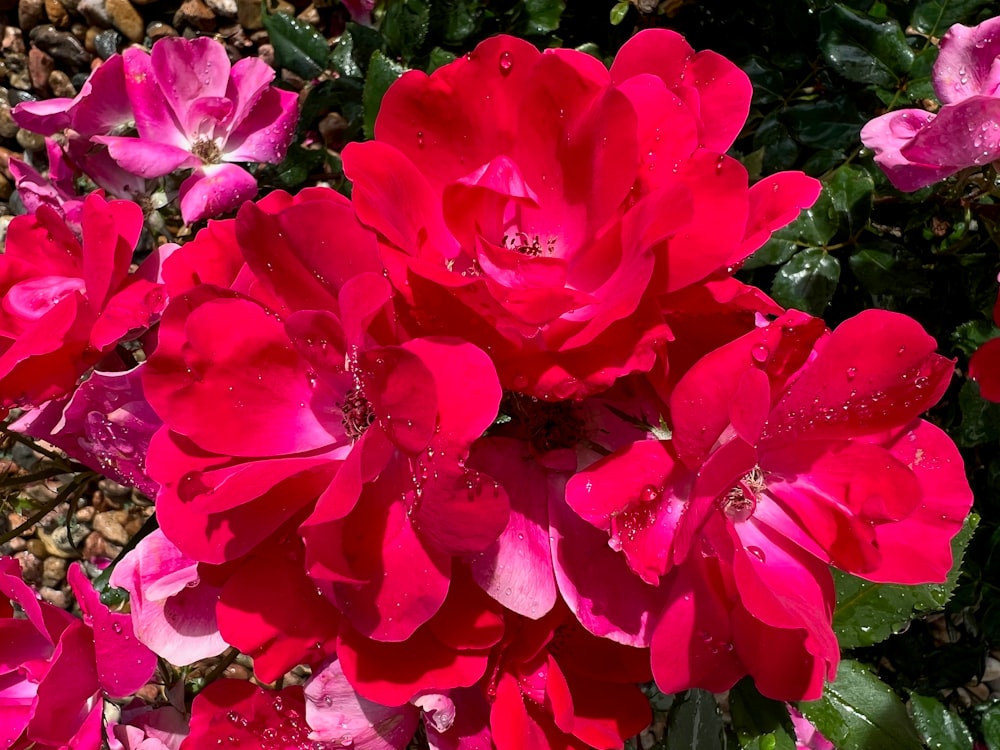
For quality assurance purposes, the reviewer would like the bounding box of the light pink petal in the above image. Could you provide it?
[934,16,1000,103]
[150,37,231,136]
[467,438,558,618]
[109,529,227,665]
[223,86,299,164]
[304,658,419,749]
[11,97,75,135]
[901,97,1000,173]
[121,47,188,149]
[178,164,259,223]
[860,109,957,192]
[95,136,198,178]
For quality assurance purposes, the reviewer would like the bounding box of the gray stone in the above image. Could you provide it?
[174,0,216,32]
[93,511,129,545]
[28,46,55,92]
[0,101,19,139]
[94,28,120,58]
[41,556,67,587]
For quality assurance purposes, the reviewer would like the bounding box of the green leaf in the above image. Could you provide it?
[952,319,1000,358]
[330,22,384,78]
[272,143,325,188]
[363,51,408,140]
[743,238,799,270]
[911,0,994,36]
[908,693,974,750]
[427,47,457,73]
[798,660,924,750]
[833,514,979,648]
[610,1,629,25]
[262,9,329,79]
[773,188,839,246]
[429,0,482,45]
[523,0,565,34]
[298,77,363,137]
[665,690,724,750]
[819,3,914,87]
[771,249,840,315]
[382,0,430,60]
[959,380,1000,446]
[729,679,797,750]
[781,99,864,151]
[825,164,874,236]
[743,56,785,106]
[982,702,1000,750]
[849,247,896,294]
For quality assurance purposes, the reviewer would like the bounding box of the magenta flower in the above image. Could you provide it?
[94,37,298,223]
[861,16,1000,190]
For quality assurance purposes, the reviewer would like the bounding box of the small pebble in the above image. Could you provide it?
[174,0,217,32]
[94,27,121,58]
[204,0,236,18]
[78,0,111,27]
[3,26,28,54]
[7,88,37,106]
[44,0,70,27]
[237,0,262,29]
[48,69,76,97]
[105,0,144,43]
[41,556,67,587]
[15,127,45,151]
[30,25,92,70]
[18,0,48,33]
[146,20,178,40]
[38,585,70,609]
[28,46,55,93]
[7,54,32,90]
[0,101,19,138]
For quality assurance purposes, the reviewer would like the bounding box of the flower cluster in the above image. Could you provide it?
[11,36,298,224]
[0,28,974,750]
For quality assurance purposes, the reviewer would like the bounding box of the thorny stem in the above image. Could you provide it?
[2,427,73,466]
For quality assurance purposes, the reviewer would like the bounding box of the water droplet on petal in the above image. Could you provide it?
[746,546,766,562]
[640,485,660,503]
[846,366,857,381]
[751,344,769,363]
[499,51,513,72]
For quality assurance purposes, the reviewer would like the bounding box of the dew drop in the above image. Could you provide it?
[746,546,766,562]
[751,344,769,363]
[914,375,929,389]
[846,366,857,381]
[639,485,660,503]
[499,51,513,73]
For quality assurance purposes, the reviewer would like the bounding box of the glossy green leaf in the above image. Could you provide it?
[427,47,457,73]
[959,380,1000,446]
[363,51,408,140]
[772,249,840,315]
[262,9,329,79]
[833,514,979,648]
[665,690,724,750]
[819,3,914,87]
[982,702,1000,750]
[610,1,629,25]
[798,660,924,750]
[743,56,785,106]
[729,679,797,750]
[774,188,839,246]
[782,99,864,151]
[430,0,482,44]
[849,247,896,294]
[523,0,565,34]
[911,0,993,36]
[908,693,974,750]
[330,22,384,78]
[298,77,363,138]
[382,0,430,60]
[743,238,799,270]
[273,143,325,188]
[826,164,874,236]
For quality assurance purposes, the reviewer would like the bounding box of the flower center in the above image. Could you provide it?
[341,386,375,440]
[191,138,222,164]
[502,232,557,257]
[720,466,765,522]
[500,393,586,453]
